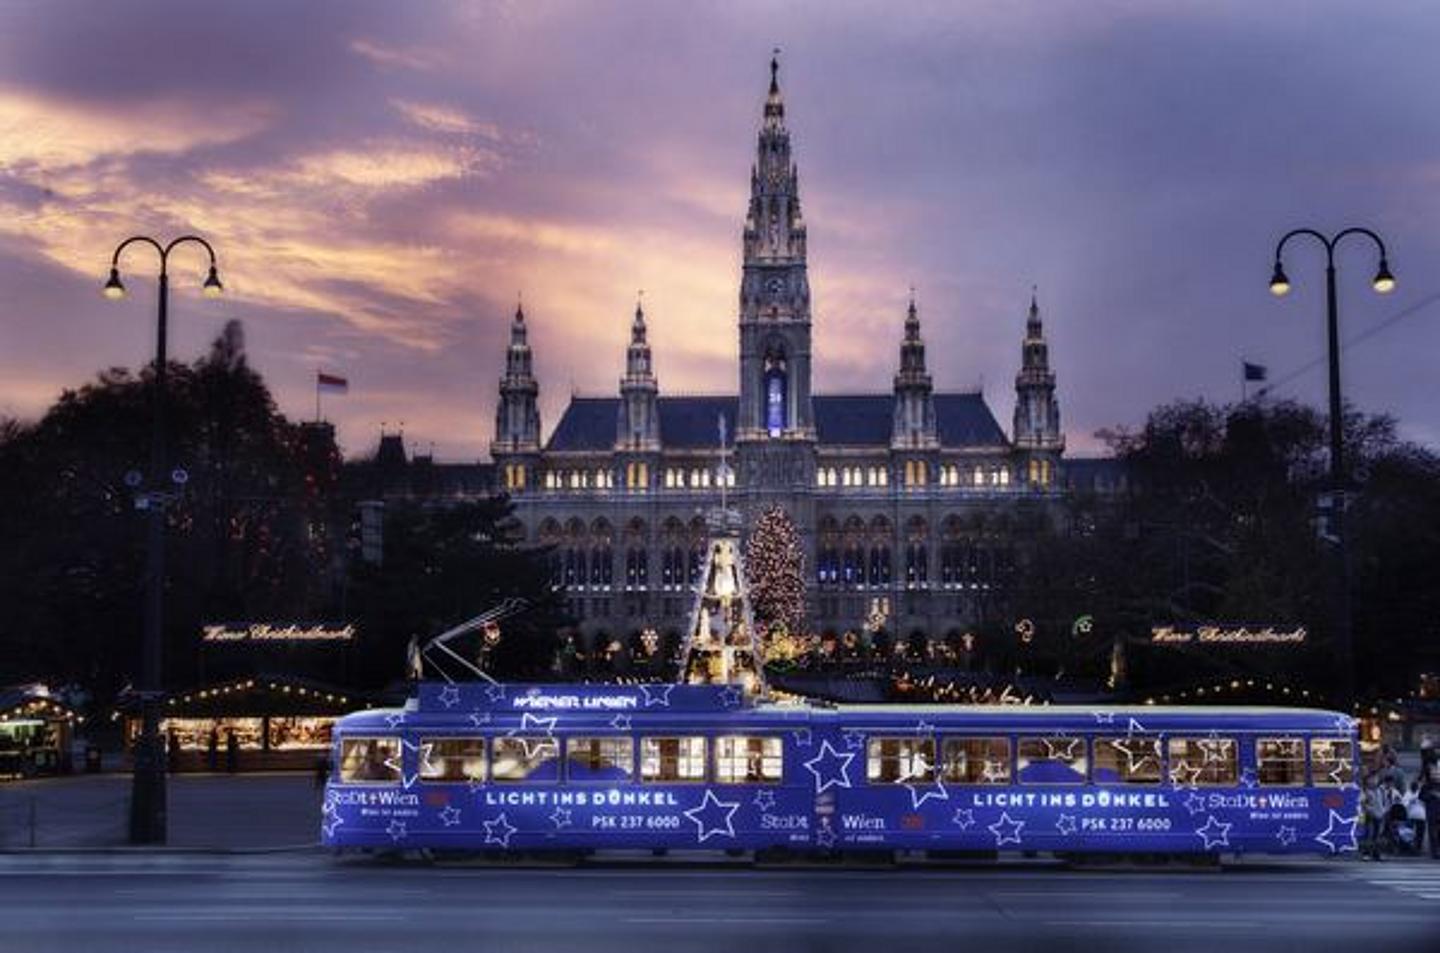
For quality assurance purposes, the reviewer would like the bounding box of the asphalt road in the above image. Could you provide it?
[0,853,1437,953]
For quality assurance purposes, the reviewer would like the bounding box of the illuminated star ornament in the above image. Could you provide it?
[951,808,975,830]
[684,790,741,842]
[981,759,1009,783]
[791,727,813,748]
[437,685,461,709]
[468,711,492,728]
[912,719,935,736]
[1042,736,1081,761]
[1125,717,1147,737]
[753,789,777,811]
[1169,760,1202,789]
[609,713,633,732]
[1092,711,1116,726]
[842,729,867,751]
[1331,714,1356,733]
[384,739,420,789]
[549,807,572,829]
[485,683,507,704]
[1239,767,1258,789]
[640,684,674,708]
[1055,814,1078,836]
[438,806,462,827]
[1276,825,1297,847]
[720,687,743,708]
[385,819,408,842]
[988,812,1024,847]
[1184,792,1208,816]
[484,813,517,848]
[803,740,855,794]
[1112,737,1159,773]
[384,712,405,729]
[1315,811,1358,854]
[1194,815,1232,850]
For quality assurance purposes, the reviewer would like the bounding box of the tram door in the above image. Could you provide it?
[814,789,836,849]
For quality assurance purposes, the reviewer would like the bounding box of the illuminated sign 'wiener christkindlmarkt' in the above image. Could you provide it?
[1150,625,1308,646]
[201,623,356,644]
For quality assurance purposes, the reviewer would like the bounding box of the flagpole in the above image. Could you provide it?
[315,371,322,422]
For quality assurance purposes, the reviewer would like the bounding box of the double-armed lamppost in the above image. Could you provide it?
[104,235,223,844]
[1268,227,1394,713]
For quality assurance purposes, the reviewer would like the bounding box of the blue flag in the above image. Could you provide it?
[1243,362,1267,382]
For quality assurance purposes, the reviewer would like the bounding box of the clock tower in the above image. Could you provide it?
[736,54,816,492]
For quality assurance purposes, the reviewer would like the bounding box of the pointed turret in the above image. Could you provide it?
[737,51,816,451]
[492,301,541,491]
[1013,290,1064,485]
[617,296,660,452]
[892,292,938,450]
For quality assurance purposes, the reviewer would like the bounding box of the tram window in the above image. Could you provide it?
[1092,736,1162,784]
[1256,738,1306,786]
[941,737,1011,784]
[1016,737,1087,784]
[715,736,783,784]
[566,736,634,782]
[1167,737,1238,786]
[491,736,560,783]
[640,737,707,782]
[338,737,400,784]
[1311,738,1355,786]
[420,737,485,783]
[867,737,936,783]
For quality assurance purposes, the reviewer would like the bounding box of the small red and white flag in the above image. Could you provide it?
[317,372,349,393]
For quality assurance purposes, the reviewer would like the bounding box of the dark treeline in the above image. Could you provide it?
[0,321,562,706]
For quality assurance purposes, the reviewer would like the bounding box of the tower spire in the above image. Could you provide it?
[619,295,659,451]
[1013,288,1064,476]
[892,292,936,449]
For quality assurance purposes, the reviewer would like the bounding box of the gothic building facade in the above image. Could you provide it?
[490,59,1066,641]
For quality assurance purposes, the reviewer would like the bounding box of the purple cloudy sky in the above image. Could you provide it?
[1,0,1437,461]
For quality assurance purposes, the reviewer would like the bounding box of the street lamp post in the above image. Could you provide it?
[104,235,223,844]
[1269,227,1394,713]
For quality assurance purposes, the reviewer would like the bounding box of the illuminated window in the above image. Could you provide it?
[1310,738,1355,786]
[1167,737,1238,786]
[1092,736,1162,784]
[715,735,784,784]
[1016,737,1087,784]
[267,717,333,750]
[1255,738,1307,786]
[491,736,560,783]
[640,736,707,782]
[338,737,400,784]
[565,736,634,782]
[867,736,936,783]
[420,738,485,782]
[941,737,1010,784]
[973,466,984,487]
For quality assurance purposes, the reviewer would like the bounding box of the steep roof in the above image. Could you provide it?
[544,393,1008,452]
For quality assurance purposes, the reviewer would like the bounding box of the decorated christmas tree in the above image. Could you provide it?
[745,505,807,644]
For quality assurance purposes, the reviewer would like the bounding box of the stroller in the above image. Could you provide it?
[1386,802,1422,855]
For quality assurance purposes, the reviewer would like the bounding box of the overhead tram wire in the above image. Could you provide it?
[1255,287,1440,401]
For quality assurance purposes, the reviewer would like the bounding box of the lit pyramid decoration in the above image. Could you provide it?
[676,415,766,695]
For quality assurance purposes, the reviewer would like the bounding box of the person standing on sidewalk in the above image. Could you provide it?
[1420,744,1440,860]
[1362,773,1387,860]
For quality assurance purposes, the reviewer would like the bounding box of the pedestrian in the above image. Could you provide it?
[225,730,238,774]
[1403,782,1427,856]
[166,729,179,774]
[1361,772,1386,861]
[1420,744,1440,860]
[206,727,219,772]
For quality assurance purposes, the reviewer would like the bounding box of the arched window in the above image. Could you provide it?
[764,352,788,436]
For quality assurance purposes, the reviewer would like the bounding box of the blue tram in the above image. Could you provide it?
[322,683,1361,857]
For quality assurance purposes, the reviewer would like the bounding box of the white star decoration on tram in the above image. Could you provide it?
[988,812,1024,846]
[321,803,343,838]
[1092,711,1116,725]
[1194,815,1231,850]
[485,683,507,704]
[951,808,975,830]
[438,806,461,827]
[639,684,674,707]
[384,712,405,729]
[609,713,632,732]
[912,720,935,735]
[1239,767,1258,789]
[508,713,559,758]
[1275,825,1297,846]
[898,771,948,809]
[684,790,740,842]
[549,807,572,829]
[1055,814,1078,836]
[815,822,837,848]
[842,729,866,750]
[1169,760,1203,789]
[384,739,420,789]
[791,727,813,747]
[803,741,854,794]
[1315,810,1358,853]
[437,685,460,708]
[720,687,743,708]
[385,819,408,842]
[468,711,491,727]
[1125,717,1146,737]
[1184,792,1208,816]
[484,813,517,847]
[1041,736,1080,761]
[753,789,777,811]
